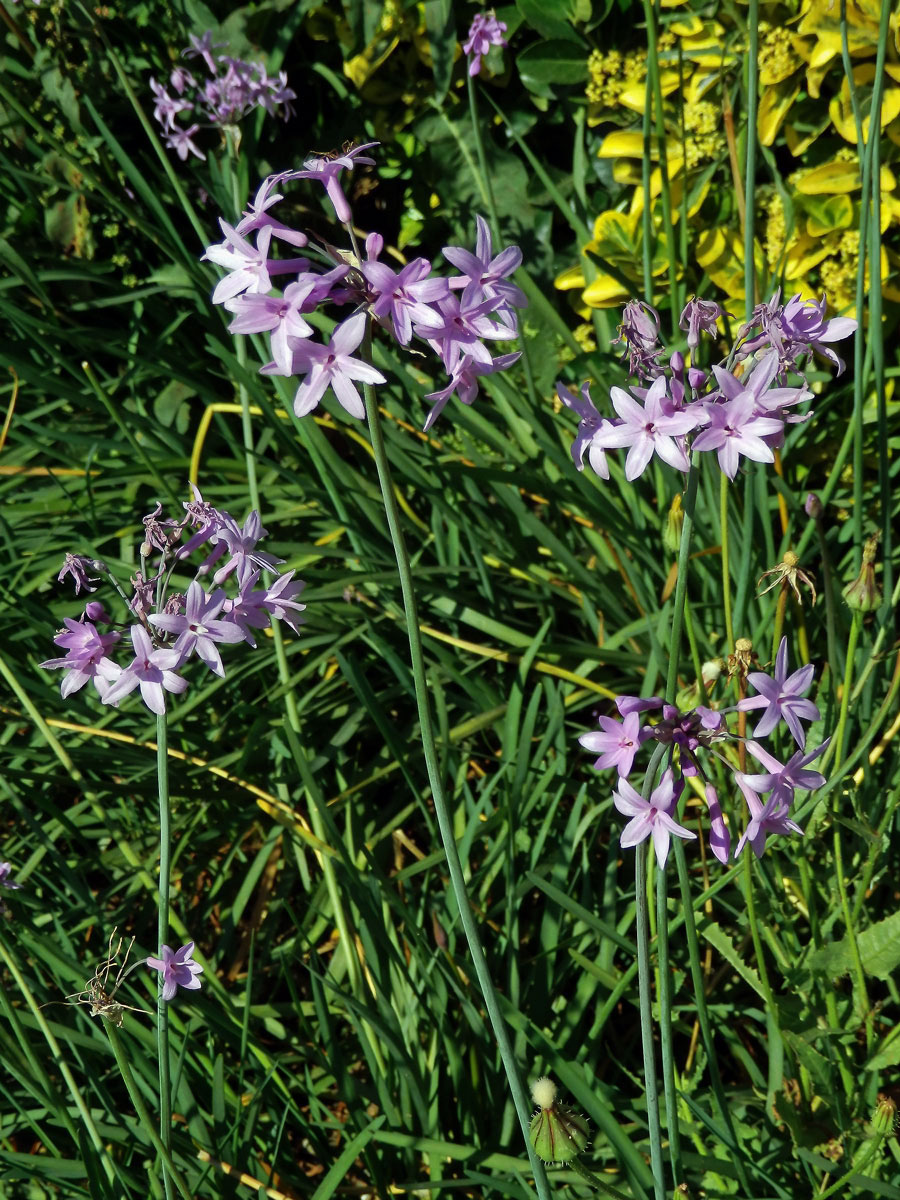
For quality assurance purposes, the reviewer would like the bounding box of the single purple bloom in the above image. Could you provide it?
[678,297,725,350]
[363,257,449,346]
[287,142,380,225]
[734,776,803,858]
[443,215,526,325]
[422,350,521,431]
[592,375,701,480]
[690,393,783,479]
[101,625,189,715]
[613,299,663,380]
[261,570,306,635]
[41,619,122,699]
[148,581,245,676]
[149,77,192,131]
[183,31,224,73]
[57,553,99,595]
[164,123,206,162]
[703,784,731,864]
[225,280,316,373]
[0,863,22,890]
[556,380,611,478]
[211,510,284,583]
[742,738,829,797]
[463,12,508,76]
[147,941,204,1002]
[418,289,516,374]
[579,709,645,777]
[268,311,386,420]
[203,222,308,306]
[736,636,820,747]
[235,173,308,248]
[614,768,697,869]
[222,566,271,647]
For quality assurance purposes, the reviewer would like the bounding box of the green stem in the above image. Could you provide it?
[655,865,682,1189]
[665,459,701,702]
[568,1155,636,1200]
[743,0,759,319]
[635,830,666,1200]
[640,0,678,329]
[720,471,734,655]
[106,1027,195,1200]
[156,711,174,1200]
[362,379,552,1200]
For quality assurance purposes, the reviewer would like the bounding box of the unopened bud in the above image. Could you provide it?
[805,492,823,519]
[529,1077,590,1163]
[663,493,684,555]
[871,1095,897,1138]
[843,535,881,612]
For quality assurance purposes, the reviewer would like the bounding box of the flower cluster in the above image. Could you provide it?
[150,32,295,161]
[580,638,828,867]
[202,147,527,431]
[41,488,305,715]
[558,291,856,483]
[463,11,508,77]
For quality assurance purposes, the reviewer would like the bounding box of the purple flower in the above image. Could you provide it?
[287,142,380,225]
[40,619,122,699]
[147,942,203,1002]
[592,375,701,480]
[443,216,527,326]
[613,768,697,868]
[260,570,306,635]
[101,625,189,715]
[734,777,803,858]
[203,222,308,306]
[164,124,206,162]
[225,280,316,372]
[57,553,99,595]
[579,710,645,777]
[613,300,663,380]
[742,738,829,798]
[678,297,725,350]
[0,863,22,890]
[736,636,820,747]
[463,12,508,76]
[363,257,450,345]
[738,290,857,377]
[703,784,731,864]
[268,311,386,420]
[556,381,611,478]
[211,510,285,583]
[183,32,223,73]
[148,581,245,677]
[418,290,516,374]
[234,173,308,248]
[422,350,521,431]
[690,393,783,479]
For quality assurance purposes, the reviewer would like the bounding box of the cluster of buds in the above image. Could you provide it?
[559,292,856,483]
[202,146,527,431]
[580,638,828,867]
[150,31,295,161]
[41,487,305,715]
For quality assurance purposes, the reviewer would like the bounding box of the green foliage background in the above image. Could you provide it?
[1,0,899,1197]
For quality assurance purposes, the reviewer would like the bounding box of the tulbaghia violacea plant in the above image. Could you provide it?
[580,638,828,866]
[559,292,857,482]
[150,32,296,161]
[41,487,305,715]
[201,146,528,431]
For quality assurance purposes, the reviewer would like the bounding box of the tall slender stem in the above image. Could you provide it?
[156,710,174,1200]
[362,378,552,1200]
[636,840,666,1200]
[719,472,734,655]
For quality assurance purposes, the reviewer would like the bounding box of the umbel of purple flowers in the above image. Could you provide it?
[580,638,828,867]
[559,292,856,483]
[41,487,305,715]
[202,143,527,431]
[150,31,295,161]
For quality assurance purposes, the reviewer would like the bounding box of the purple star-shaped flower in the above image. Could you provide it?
[362,257,449,346]
[147,942,204,1002]
[164,123,206,162]
[148,581,245,676]
[579,710,645,777]
[101,625,189,715]
[287,142,380,225]
[422,350,521,431]
[736,636,820,747]
[556,381,611,478]
[0,863,22,890]
[443,215,526,325]
[40,619,122,700]
[592,375,701,481]
[690,392,784,479]
[734,778,803,858]
[270,311,386,420]
[614,769,696,868]
[742,738,829,799]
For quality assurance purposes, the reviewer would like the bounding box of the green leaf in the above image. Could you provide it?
[699,919,767,1000]
[424,0,456,101]
[809,909,900,981]
[516,0,584,43]
[516,39,588,96]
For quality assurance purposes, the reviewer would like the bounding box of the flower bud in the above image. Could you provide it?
[871,1095,897,1138]
[804,492,823,519]
[843,535,881,612]
[663,493,684,555]
[529,1078,590,1163]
